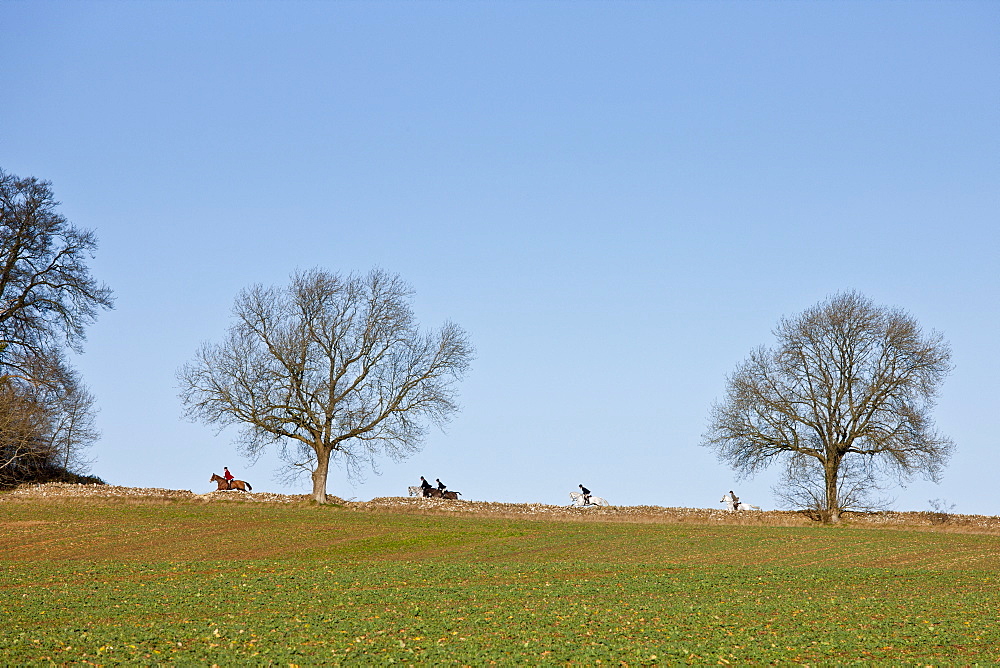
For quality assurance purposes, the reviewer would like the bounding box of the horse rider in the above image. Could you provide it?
[420,476,433,497]
[579,484,591,506]
[730,490,739,509]
[436,478,447,492]
[224,467,235,490]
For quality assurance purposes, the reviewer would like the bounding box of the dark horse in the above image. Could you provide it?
[210,473,252,492]
[423,488,461,500]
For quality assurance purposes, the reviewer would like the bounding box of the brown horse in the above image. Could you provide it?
[442,491,461,500]
[210,473,252,492]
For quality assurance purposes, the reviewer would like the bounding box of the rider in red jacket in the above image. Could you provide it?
[224,467,234,490]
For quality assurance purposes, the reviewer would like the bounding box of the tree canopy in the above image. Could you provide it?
[178,268,474,503]
[702,291,953,522]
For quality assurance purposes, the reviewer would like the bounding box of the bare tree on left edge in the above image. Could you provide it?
[0,169,113,486]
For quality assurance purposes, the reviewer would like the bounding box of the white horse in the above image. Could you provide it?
[720,492,760,511]
[569,491,610,507]
[408,486,422,497]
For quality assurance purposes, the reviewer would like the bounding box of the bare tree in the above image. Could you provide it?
[178,268,474,503]
[0,169,112,484]
[0,169,113,360]
[702,291,953,523]
[0,375,54,486]
[40,359,99,473]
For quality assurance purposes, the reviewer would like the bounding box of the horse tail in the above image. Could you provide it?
[246,482,252,491]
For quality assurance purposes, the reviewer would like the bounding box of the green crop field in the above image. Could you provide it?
[3,494,1000,665]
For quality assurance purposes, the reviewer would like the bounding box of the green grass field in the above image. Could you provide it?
[3,497,1000,665]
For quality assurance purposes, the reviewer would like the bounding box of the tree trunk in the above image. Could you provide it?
[824,459,841,523]
[311,446,332,504]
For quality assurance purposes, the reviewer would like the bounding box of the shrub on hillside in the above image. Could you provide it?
[0,461,106,490]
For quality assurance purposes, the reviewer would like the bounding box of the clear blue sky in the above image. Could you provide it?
[2,1,997,513]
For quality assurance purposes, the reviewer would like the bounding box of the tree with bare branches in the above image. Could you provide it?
[0,169,112,486]
[178,268,474,503]
[0,169,113,361]
[0,370,53,485]
[702,291,953,523]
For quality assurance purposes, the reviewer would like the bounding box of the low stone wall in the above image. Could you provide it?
[4,482,998,533]
[2,482,314,504]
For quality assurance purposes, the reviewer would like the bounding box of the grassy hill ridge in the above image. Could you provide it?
[3,490,1000,664]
